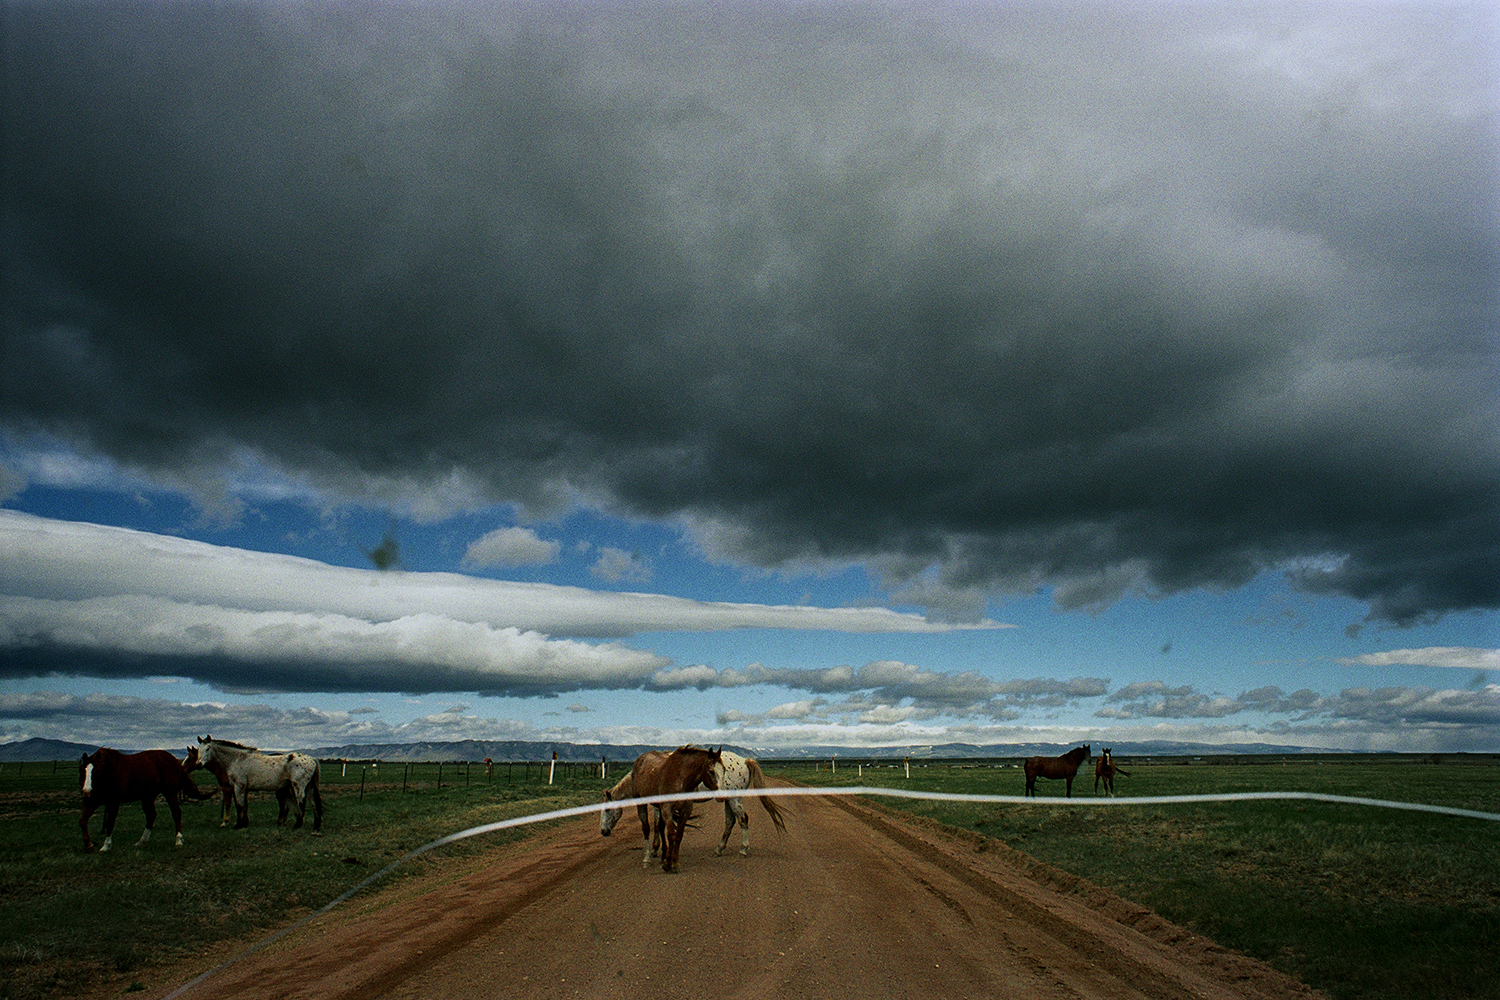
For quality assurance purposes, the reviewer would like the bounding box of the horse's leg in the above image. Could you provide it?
[100,801,120,852]
[234,782,250,829]
[79,799,97,851]
[219,785,233,826]
[290,780,308,829]
[137,796,157,846]
[1064,775,1073,798]
[726,797,750,856]
[276,783,292,826]
[716,800,734,856]
[168,790,184,846]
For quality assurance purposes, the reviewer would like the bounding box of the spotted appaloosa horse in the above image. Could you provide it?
[600,750,669,863]
[78,748,211,852]
[1094,747,1131,796]
[196,736,323,832]
[1023,744,1091,798]
[710,751,789,857]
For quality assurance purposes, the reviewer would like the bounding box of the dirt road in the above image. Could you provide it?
[148,787,1323,1000]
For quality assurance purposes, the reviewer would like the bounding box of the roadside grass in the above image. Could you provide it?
[766,756,1500,1000]
[0,760,603,1000]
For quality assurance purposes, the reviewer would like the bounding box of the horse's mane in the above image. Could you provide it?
[205,737,259,752]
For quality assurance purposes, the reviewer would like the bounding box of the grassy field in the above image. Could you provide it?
[3,754,1496,1000]
[763,754,1500,1000]
[0,758,602,1000]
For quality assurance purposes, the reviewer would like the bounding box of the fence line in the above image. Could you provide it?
[159,785,1498,1000]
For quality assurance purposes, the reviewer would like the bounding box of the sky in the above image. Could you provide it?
[1,1,1496,755]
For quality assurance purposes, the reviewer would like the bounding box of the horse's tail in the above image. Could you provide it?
[309,763,324,832]
[744,758,789,835]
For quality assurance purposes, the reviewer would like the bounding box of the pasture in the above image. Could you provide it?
[1,754,1494,1000]
[0,758,600,1000]
[765,754,1500,1000]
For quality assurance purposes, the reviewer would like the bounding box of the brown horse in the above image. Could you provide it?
[599,750,669,863]
[1023,744,1091,798]
[78,748,211,852]
[1094,747,1131,796]
[640,746,721,872]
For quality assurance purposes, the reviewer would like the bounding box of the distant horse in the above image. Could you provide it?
[1094,747,1131,796]
[600,749,669,862]
[78,748,211,852]
[196,736,323,832]
[638,746,721,872]
[710,751,789,857]
[1023,745,1091,798]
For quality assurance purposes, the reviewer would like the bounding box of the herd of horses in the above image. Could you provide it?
[76,737,1125,866]
[77,735,323,852]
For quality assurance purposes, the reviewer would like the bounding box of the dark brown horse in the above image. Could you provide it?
[1094,747,1131,796]
[1023,744,1091,798]
[646,746,721,872]
[599,749,670,864]
[78,748,211,852]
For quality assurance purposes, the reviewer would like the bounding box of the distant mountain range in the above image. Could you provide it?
[0,735,1338,763]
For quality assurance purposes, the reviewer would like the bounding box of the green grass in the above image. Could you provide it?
[6,755,1496,1000]
[764,755,1500,1000]
[0,759,607,1000]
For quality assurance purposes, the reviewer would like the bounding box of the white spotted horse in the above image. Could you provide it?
[710,750,789,856]
[196,736,323,832]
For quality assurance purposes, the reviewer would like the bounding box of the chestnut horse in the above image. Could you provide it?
[710,751,789,857]
[1023,744,1091,798]
[628,746,720,872]
[600,750,669,862]
[1094,747,1131,796]
[78,748,210,852]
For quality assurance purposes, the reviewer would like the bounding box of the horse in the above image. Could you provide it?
[196,736,323,832]
[1094,747,1131,796]
[620,746,720,872]
[183,742,297,828]
[1023,744,1091,798]
[600,750,669,862]
[710,750,789,857]
[78,747,211,852]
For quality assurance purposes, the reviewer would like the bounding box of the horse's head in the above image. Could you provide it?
[78,752,94,797]
[600,789,623,837]
[183,745,202,771]
[1082,744,1092,760]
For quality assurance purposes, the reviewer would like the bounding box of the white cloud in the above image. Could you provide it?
[462,526,561,568]
[589,546,652,584]
[1335,647,1500,671]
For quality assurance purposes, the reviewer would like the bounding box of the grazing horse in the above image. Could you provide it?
[1094,747,1131,796]
[1023,744,1091,798]
[600,750,669,862]
[78,748,211,852]
[710,751,789,857]
[196,736,323,832]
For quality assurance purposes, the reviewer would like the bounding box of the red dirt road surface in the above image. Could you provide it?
[149,786,1324,1000]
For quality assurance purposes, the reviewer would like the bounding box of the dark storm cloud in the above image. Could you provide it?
[3,2,1495,623]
